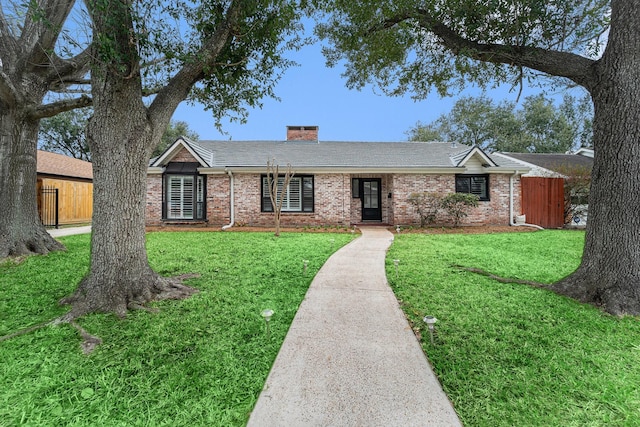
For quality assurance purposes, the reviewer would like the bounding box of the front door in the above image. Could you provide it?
[361,179,382,221]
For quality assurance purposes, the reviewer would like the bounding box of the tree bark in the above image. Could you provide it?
[60,0,197,318]
[0,108,64,258]
[552,1,640,315]
[59,76,197,318]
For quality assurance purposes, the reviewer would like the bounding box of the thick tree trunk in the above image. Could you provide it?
[552,2,640,315]
[60,86,196,318]
[0,108,65,258]
[60,1,196,318]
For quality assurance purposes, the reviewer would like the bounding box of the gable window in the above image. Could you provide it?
[163,162,206,220]
[455,174,489,201]
[261,175,314,212]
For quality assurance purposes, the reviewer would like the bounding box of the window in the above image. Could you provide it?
[455,174,489,201]
[352,178,360,198]
[163,172,206,220]
[262,175,314,212]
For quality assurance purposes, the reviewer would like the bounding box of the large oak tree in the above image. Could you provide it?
[60,0,302,320]
[0,0,91,258]
[316,0,640,315]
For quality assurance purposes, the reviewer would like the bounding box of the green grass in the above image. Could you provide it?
[0,231,353,426]
[387,230,640,427]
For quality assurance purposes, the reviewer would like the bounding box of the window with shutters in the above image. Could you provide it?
[261,175,314,212]
[455,174,489,201]
[163,172,206,220]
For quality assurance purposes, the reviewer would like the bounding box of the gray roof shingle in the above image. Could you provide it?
[172,139,525,170]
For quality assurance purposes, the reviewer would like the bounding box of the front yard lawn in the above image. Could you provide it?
[388,230,640,427]
[0,231,353,426]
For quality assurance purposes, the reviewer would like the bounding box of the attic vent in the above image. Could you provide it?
[451,142,457,148]
[286,125,319,141]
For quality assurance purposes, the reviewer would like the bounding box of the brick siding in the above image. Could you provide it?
[146,166,522,227]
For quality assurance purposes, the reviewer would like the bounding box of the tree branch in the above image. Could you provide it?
[376,9,599,90]
[148,0,242,143]
[29,95,92,120]
[20,0,77,69]
[0,69,19,107]
[46,47,93,86]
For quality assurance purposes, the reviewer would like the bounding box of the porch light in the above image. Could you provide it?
[423,315,438,345]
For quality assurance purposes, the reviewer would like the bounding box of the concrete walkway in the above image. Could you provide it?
[47,226,92,237]
[247,227,462,426]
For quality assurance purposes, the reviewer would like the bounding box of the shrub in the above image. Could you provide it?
[441,193,480,227]
[408,192,444,226]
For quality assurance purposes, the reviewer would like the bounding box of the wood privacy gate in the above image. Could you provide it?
[521,177,565,228]
[37,179,93,227]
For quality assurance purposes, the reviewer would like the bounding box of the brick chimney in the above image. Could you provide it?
[286,126,319,141]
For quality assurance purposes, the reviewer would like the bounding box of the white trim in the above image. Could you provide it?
[455,146,498,168]
[574,147,594,158]
[150,137,209,167]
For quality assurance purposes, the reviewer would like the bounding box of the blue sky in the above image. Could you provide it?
[173,33,543,143]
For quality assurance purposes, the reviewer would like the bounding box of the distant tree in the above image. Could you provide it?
[405,122,442,142]
[517,94,575,153]
[152,121,200,158]
[39,109,92,161]
[559,92,594,149]
[406,94,590,152]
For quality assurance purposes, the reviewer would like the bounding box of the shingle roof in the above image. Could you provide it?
[498,152,593,172]
[167,139,526,171]
[37,150,93,180]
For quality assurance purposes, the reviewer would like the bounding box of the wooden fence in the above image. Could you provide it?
[37,178,93,226]
[521,177,565,228]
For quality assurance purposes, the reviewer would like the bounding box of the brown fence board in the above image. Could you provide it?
[521,177,564,228]
[39,178,93,225]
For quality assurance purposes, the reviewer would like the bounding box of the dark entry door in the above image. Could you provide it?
[361,179,382,221]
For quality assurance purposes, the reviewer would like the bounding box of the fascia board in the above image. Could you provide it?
[151,138,208,167]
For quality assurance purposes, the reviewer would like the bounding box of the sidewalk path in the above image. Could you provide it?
[247,227,462,426]
[47,226,92,237]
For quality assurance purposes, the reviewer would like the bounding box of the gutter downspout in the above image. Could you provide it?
[510,172,544,230]
[222,169,235,230]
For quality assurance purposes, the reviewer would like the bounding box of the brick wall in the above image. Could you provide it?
[392,173,520,226]
[146,174,163,225]
[171,147,199,163]
[146,168,523,227]
[234,173,351,226]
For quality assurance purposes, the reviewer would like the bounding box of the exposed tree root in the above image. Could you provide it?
[452,264,549,289]
[70,321,103,355]
[0,317,61,342]
[3,273,200,354]
[0,230,65,259]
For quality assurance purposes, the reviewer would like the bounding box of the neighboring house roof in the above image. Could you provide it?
[495,152,593,177]
[151,138,528,173]
[37,150,93,180]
